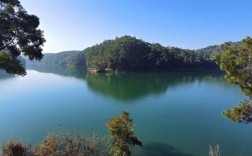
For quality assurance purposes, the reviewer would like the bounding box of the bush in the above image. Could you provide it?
[2,140,27,156]
[2,131,112,156]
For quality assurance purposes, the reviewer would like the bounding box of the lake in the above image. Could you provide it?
[0,65,252,156]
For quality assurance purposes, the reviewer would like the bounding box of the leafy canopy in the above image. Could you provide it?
[222,100,252,124]
[0,0,45,75]
[213,37,252,123]
[107,111,142,156]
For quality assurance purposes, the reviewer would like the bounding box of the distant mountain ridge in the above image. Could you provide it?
[24,50,84,67]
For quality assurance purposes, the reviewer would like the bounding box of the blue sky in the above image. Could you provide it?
[20,0,252,53]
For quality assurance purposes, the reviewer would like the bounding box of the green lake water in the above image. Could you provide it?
[0,65,252,156]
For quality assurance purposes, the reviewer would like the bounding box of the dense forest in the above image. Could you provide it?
[24,35,241,72]
[85,36,218,72]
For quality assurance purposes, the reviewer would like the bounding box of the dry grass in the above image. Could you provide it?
[2,133,223,156]
[2,131,112,156]
[34,131,112,156]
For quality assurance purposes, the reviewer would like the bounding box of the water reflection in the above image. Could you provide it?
[135,142,194,156]
[86,72,225,101]
[26,64,86,80]
[25,65,225,101]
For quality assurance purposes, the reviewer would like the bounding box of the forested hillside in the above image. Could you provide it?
[85,36,216,72]
[25,36,241,72]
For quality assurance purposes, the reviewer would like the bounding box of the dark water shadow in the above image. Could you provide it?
[24,65,226,102]
[85,71,225,102]
[134,142,194,156]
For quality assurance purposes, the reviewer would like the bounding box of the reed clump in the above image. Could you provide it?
[209,144,220,156]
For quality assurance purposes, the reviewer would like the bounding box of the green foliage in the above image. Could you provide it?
[0,52,25,75]
[213,37,252,97]
[213,36,252,123]
[222,100,252,124]
[107,111,142,156]
[0,0,45,75]
[85,36,216,72]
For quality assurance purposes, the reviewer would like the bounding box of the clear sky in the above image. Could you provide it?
[20,0,252,53]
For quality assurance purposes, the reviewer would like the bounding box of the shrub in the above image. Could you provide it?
[35,130,111,156]
[2,140,27,156]
[107,111,142,156]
